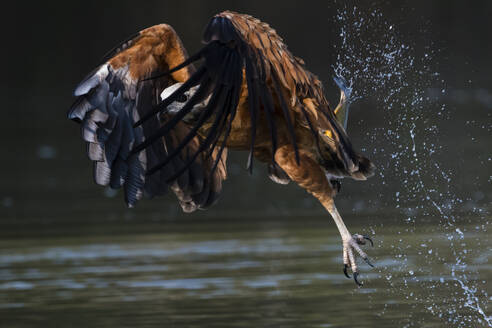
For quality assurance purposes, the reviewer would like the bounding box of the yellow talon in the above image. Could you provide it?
[324,130,333,138]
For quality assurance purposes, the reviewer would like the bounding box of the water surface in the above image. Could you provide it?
[0,215,490,327]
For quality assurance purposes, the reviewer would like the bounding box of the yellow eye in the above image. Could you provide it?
[324,130,333,138]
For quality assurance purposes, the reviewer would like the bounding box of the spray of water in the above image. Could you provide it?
[333,4,491,327]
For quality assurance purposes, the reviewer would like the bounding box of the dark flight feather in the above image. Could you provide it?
[69,24,227,209]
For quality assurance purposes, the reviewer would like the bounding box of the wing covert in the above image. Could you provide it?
[68,24,227,210]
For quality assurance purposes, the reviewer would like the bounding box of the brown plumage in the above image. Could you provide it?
[69,11,375,285]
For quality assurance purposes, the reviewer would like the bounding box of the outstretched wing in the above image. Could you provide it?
[134,11,360,178]
[68,24,227,210]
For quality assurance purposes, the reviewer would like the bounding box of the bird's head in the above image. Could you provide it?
[160,83,210,117]
[313,75,356,175]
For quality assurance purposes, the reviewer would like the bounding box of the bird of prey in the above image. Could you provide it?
[68,11,376,285]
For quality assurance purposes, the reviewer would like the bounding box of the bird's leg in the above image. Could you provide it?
[320,198,374,286]
[274,145,373,286]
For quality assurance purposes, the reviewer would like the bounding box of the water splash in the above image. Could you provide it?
[333,4,491,326]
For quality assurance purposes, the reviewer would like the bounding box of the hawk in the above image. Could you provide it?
[68,11,376,285]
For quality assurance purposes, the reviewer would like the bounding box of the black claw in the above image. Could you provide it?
[353,272,363,286]
[363,235,374,247]
[343,264,351,279]
[364,257,375,268]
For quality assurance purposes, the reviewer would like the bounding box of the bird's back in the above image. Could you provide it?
[203,12,373,181]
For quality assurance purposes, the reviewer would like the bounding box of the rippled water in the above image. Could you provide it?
[0,216,489,327]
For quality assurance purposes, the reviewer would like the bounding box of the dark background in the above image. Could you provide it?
[1,2,491,327]
[2,0,491,230]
